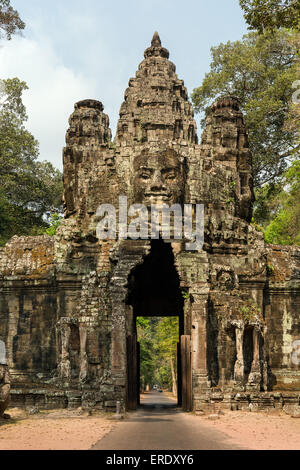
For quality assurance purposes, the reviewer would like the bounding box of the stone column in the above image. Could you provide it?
[0,341,6,366]
[109,240,150,409]
[125,305,135,337]
[191,319,201,371]
[234,325,244,387]
[0,365,10,418]
[79,324,88,383]
[176,251,211,411]
[59,321,71,380]
[191,305,208,375]
[111,299,126,373]
[253,327,260,366]
[6,297,19,370]
[246,326,261,391]
[109,293,127,411]
[191,291,211,411]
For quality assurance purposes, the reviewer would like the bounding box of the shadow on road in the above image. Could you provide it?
[140,402,177,410]
[140,390,178,409]
[92,390,246,450]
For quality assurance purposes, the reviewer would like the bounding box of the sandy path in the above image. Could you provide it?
[0,408,113,450]
[162,390,300,450]
[200,410,300,450]
[1,404,300,450]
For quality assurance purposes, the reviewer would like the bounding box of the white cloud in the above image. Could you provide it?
[0,35,96,170]
[0,0,248,172]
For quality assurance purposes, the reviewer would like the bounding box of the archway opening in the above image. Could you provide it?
[136,316,180,408]
[126,240,185,409]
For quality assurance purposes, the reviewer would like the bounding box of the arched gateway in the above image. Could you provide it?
[0,33,300,413]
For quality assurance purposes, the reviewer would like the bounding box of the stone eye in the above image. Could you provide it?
[165,173,176,180]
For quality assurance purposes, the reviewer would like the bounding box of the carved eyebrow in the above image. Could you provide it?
[139,167,154,172]
[161,167,178,173]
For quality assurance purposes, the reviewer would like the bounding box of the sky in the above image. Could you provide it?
[0,0,249,170]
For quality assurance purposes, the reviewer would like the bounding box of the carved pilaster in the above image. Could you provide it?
[234,325,244,388]
[0,365,10,418]
[246,326,262,391]
[57,318,72,381]
[79,324,88,383]
[191,291,211,406]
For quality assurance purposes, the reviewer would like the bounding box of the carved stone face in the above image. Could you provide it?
[133,149,184,206]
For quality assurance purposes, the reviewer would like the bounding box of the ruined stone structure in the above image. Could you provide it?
[0,341,10,418]
[0,33,300,413]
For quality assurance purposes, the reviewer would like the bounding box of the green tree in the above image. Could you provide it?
[264,160,300,244]
[239,0,300,33]
[192,30,299,187]
[155,317,179,396]
[284,32,300,144]
[45,212,63,236]
[136,316,179,395]
[0,189,14,244]
[0,78,63,245]
[252,182,282,229]
[136,317,156,391]
[0,0,25,39]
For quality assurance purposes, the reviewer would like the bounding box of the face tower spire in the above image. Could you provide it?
[115,32,198,148]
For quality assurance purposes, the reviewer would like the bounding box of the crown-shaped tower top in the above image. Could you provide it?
[115,32,197,147]
[143,31,170,59]
[151,31,161,47]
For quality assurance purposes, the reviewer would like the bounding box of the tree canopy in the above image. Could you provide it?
[0,78,63,245]
[137,316,179,393]
[192,29,299,188]
[263,160,300,245]
[0,0,25,40]
[0,2,63,245]
[239,0,300,32]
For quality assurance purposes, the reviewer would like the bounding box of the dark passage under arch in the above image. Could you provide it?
[127,239,184,317]
[126,240,190,410]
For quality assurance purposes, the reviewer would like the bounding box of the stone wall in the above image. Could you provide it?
[264,245,300,391]
[0,236,57,383]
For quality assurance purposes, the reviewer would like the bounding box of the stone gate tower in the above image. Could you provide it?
[0,33,300,412]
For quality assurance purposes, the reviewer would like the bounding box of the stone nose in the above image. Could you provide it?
[150,171,166,191]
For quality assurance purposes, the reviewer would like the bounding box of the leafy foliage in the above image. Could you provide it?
[45,212,63,236]
[284,32,300,142]
[239,0,300,33]
[192,30,299,188]
[239,299,263,323]
[137,316,179,392]
[136,317,156,389]
[0,0,25,40]
[264,160,300,244]
[252,183,283,228]
[0,78,63,245]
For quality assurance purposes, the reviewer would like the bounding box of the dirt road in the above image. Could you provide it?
[92,391,246,450]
